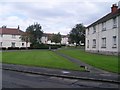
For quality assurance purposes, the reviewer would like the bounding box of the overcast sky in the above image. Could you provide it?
[0,0,119,35]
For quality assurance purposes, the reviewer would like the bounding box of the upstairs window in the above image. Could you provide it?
[87,40,89,48]
[12,35,16,38]
[112,36,117,48]
[102,22,106,31]
[87,28,90,35]
[113,17,117,28]
[0,42,2,47]
[92,39,96,48]
[93,26,96,34]
[0,34,3,37]
[101,38,106,48]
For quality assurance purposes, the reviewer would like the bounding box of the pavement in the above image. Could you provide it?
[3,69,118,88]
[2,63,119,84]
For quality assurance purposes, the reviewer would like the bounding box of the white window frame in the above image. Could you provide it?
[12,35,16,38]
[92,39,96,48]
[87,40,89,48]
[0,42,2,47]
[87,28,90,35]
[113,17,117,28]
[112,36,117,48]
[0,34,3,37]
[93,26,96,34]
[102,22,106,31]
[22,43,24,46]
[101,38,106,48]
[11,42,15,47]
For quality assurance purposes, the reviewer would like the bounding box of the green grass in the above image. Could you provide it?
[58,49,119,73]
[2,50,84,71]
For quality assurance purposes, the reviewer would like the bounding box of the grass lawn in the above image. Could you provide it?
[58,49,119,73]
[2,50,84,71]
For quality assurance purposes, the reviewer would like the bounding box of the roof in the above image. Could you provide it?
[87,9,120,28]
[0,28,24,35]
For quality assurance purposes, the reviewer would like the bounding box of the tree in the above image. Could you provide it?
[21,32,30,49]
[69,24,85,46]
[26,23,43,47]
[51,32,61,44]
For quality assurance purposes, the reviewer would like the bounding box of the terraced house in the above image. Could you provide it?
[0,26,30,49]
[85,3,120,55]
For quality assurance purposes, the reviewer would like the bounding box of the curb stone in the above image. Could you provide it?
[3,67,120,84]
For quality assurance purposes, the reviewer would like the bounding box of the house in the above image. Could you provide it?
[61,35,69,45]
[0,26,30,49]
[41,33,69,45]
[85,3,120,55]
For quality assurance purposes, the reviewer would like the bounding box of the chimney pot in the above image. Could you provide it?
[18,25,20,30]
[111,4,118,13]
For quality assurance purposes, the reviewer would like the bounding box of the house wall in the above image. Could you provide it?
[118,15,120,55]
[41,35,68,45]
[41,36,48,44]
[0,34,30,48]
[85,17,119,55]
[61,37,68,45]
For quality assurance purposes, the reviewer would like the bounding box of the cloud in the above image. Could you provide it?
[0,0,119,34]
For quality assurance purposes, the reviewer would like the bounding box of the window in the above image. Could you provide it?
[101,38,106,48]
[11,42,15,47]
[92,39,96,48]
[0,42,2,47]
[112,36,117,48]
[102,22,106,31]
[12,35,16,38]
[93,26,96,34]
[22,43,24,46]
[88,28,90,35]
[87,40,89,48]
[0,34,3,37]
[113,17,117,28]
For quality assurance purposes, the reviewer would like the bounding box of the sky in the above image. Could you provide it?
[0,0,119,35]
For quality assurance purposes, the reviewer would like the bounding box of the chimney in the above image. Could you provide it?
[111,4,118,13]
[17,25,20,30]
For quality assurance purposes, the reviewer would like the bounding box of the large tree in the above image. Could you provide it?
[51,32,61,44]
[69,24,85,46]
[26,23,43,47]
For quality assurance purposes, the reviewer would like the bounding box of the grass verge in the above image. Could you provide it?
[58,49,118,73]
[2,50,84,71]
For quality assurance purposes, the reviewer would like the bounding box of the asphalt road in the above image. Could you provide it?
[2,70,119,88]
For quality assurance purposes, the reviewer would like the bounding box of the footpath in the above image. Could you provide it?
[2,63,119,84]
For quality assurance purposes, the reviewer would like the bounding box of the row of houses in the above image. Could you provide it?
[0,2,119,55]
[0,27,69,49]
[85,3,120,55]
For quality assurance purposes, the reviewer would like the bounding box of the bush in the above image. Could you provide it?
[0,47,6,50]
[8,47,20,50]
[30,43,62,49]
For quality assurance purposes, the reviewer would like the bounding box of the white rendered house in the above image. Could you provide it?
[0,27,30,49]
[85,4,120,55]
[41,33,69,45]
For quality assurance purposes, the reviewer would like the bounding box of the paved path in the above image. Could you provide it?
[2,63,119,83]
[54,50,115,74]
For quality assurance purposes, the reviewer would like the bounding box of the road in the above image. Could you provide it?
[2,70,118,88]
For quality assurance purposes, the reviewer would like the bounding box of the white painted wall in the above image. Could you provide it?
[86,17,119,53]
[41,35,69,45]
[61,37,68,45]
[0,34,30,48]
